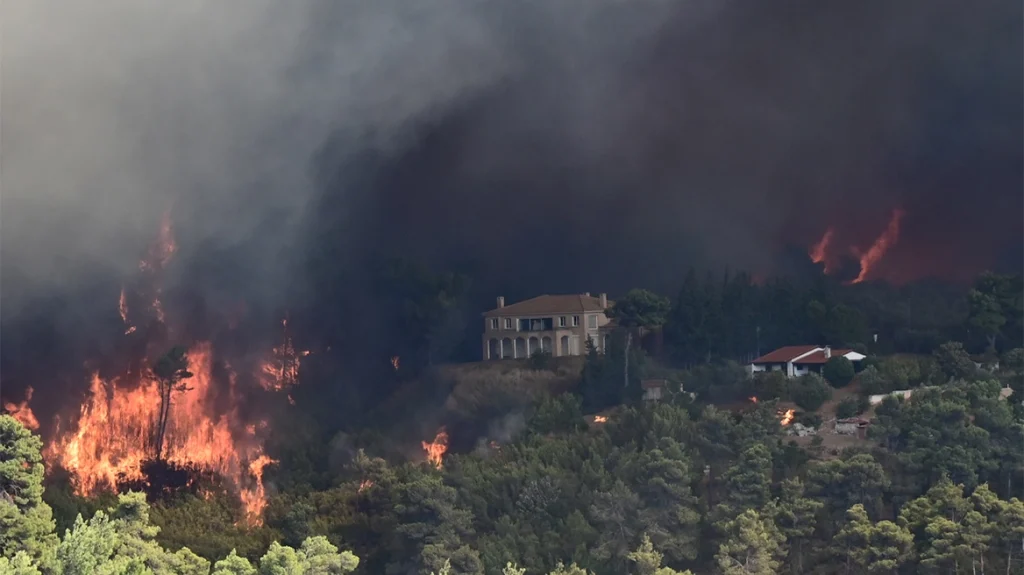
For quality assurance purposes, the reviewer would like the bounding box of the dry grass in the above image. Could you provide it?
[437,358,583,419]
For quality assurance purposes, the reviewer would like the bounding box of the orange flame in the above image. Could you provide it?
[850,208,905,284]
[358,479,374,493]
[239,454,276,525]
[809,228,834,273]
[421,427,449,468]
[118,286,138,335]
[43,213,279,526]
[780,409,795,426]
[47,344,272,523]
[259,317,310,392]
[593,415,608,423]
[390,356,400,371]
[140,212,177,273]
[3,387,39,431]
[748,396,758,404]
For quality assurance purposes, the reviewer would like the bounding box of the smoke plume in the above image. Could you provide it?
[3,0,1022,374]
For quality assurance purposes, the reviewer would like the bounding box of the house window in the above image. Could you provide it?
[504,318,513,330]
[587,314,598,328]
[572,315,580,327]
[490,318,498,330]
[559,316,567,328]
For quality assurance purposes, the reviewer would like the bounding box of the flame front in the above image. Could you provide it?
[259,317,310,392]
[780,409,795,426]
[47,344,272,523]
[809,228,834,273]
[593,415,608,423]
[43,212,283,526]
[748,396,758,404]
[422,427,449,468]
[239,454,276,525]
[850,208,904,284]
[3,387,39,431]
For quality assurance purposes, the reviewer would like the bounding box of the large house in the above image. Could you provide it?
[749,345,866,377]
[482,293,613,360]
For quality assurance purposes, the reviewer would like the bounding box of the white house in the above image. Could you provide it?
[749,345,866,378]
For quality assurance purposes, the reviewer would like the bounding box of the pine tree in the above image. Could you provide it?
[151,346,194,461]
[770,478,822,574]
[0,415,58,567]
[715,509,785,575]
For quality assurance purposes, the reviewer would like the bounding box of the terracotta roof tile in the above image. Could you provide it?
[751,345,820,364]
[793,349,854,364]
[483,294,610,317]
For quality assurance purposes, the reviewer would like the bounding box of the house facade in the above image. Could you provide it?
[482,293,612,360]
[749,345,866,377]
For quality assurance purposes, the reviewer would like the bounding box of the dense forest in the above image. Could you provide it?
[2,271,1023,575]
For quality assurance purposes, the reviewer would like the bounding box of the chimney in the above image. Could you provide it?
[600,293,608,308]
[824,346,831,359]
[497,296,505,309]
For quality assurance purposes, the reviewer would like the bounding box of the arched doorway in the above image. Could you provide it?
[515,337,527,358]
[528,336,540,356]
[560,335,570,356]
[542,336,553,354]
[501,338,513,359]
[488,339,500,359]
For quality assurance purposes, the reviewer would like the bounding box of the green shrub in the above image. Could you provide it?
[791,373,832,412]
[879,356,923,388]
[753,370,789,401]
[835,397,860,419]
[796,411,823,428]
[822,357,855,388]
[856,366,892,396]
[527,350,552,371]
[857,395,871,414]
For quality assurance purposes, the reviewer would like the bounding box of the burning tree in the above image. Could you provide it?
[152,346,194,461]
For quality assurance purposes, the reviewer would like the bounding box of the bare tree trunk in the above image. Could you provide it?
[623,331,632,388]
[155,383,170,460]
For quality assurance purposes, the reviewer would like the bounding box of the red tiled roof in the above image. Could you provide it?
[792,349,855,364]
[483,294,610,317]
[751,345,819,364]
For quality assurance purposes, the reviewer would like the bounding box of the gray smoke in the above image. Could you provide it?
[1,0,700,313]
[3,0,1020,322]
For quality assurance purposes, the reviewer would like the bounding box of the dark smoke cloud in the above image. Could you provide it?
[326,0,1022,299]
[2,0,1021,374]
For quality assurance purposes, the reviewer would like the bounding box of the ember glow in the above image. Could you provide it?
[850,208,905,284]
[40,214,288,526]
[421,427,449,468]
[118,287,136,335]
[391,355,400,371]
[748,396,758,404]
[259,317,310,393]
[593,415,608,423]
[780,409,795,426]
[3,387,39,430]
